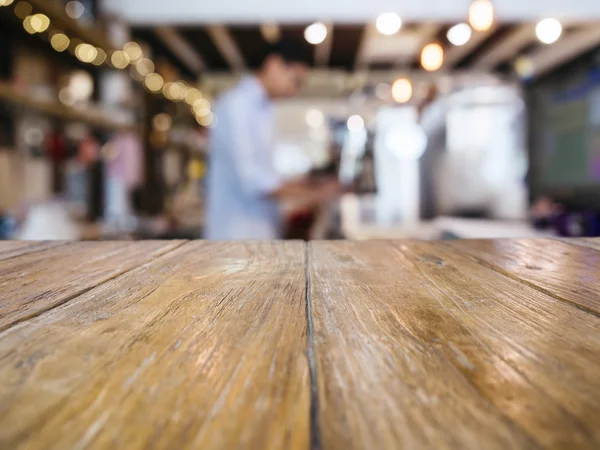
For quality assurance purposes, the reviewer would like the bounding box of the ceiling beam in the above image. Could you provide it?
[315,23,334,67]
[154,26,205,75]
[444,25,498,69]
[472,24,535,70]
[529,25,600,77]
[207,25,246,72]
[354,24,375,71]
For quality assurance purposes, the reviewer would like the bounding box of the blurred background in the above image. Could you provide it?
[1,0,600,240]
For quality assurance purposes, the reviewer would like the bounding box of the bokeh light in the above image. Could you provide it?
[447,23,472,46]
[536,18,562,44]
[306,109,325,128]
[347,115,365,132]
[376,13,402,36]
[111,50,131,69]
[392,78,413,103]
[145,73,164,92]
[124,42,143,62]
[50,32,70,52]
[65,1,85,19]
[469,0,494,32]
[421,43,444,71]
[304,22,328,45]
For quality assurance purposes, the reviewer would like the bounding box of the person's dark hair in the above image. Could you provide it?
[260,38,312,67]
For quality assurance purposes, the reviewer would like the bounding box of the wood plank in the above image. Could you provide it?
[0,241,66,262]
[0,240,184,332]
[309,240,600,449]
[556,237,600,252]
[0,241,309,449]
[446,238,600,315]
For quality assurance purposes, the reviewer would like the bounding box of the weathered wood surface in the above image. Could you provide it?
[0,241,309,449]
[309,240,600,449]
[0,240,65,262]
[0,239,599,449]
[556,237,600,252]
[446,238,600,315]
[0,240,184,332]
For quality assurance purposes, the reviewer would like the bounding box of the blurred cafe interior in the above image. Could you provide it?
[1,0,600,241]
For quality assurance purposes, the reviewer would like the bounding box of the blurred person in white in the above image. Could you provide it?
[206,39,341,240]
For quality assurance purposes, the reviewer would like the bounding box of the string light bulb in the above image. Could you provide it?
[75,43,97,63]
[135,58,155,77]
[421,43,444,71]
[469,0,494,32]
[124,42,143,62]
[0,0,16,7]
[185,88,203,105]
[14,1,32,19]
[92,48,107,66]
[51,32,70,52]
[145,73,164,92]
[65,0,85,19]
[111,50,130,69]
[193,99,211,116]
[23,14,49,34]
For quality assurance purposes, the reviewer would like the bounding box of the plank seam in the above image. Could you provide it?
[305,242,322,450]
[0,240,189,333]
[551,237,600,253]
[445,243,600,319]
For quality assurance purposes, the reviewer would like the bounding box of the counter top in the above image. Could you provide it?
[0,238,599,449]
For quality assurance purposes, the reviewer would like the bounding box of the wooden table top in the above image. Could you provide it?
[0,238,599,449]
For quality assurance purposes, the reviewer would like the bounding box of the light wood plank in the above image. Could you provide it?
[446,238,600,315]
[309,240,600,449]
[0,241,66,262]
[556,237,600,252]
[0,241,309,450]
[0,240,184,332]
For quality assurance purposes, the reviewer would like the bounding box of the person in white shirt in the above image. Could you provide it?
[205,39,341,240]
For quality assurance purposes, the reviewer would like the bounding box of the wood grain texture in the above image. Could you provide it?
[0,241,66,262]
[556,237,600,252]
[309,240,600,449]
[446,238,600,315]
[0,240,184,332]
[0,241,309,450]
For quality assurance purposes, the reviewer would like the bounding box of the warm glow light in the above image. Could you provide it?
[153,113,172,132]
[197,112,214,127]
[65,0,85,19]
[135,58,154,77]
[347,115,364,132]
[111,50,131,69]
[92,48,106,66]
[0,0,16,7]
[193,99,211,116]
[514,56,535,78]
[376,13,402,36]
[305,109,325,128]
[173,81,188,101]
[421,43,444,71]
[124,42,143,62]
[23,14,49,34]
[392,78,412,103]
[145,73,164,92]
[447,23,472,46]
[304,22,328,45]
[185,88,203,105]
[536,18,562,44]
[469,0,494,32]
[14,1,32,19]
[51,33,70,52]
[163,82,185,101]
[75,43,97,63]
